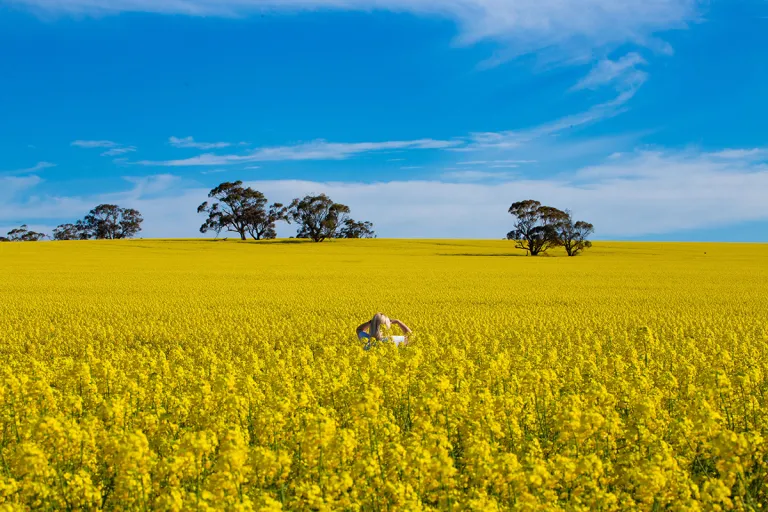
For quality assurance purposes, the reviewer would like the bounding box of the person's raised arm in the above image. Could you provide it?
[390,319,412,335]
[356,321,371,336]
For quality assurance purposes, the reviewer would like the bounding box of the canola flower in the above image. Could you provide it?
[0,239,767,511]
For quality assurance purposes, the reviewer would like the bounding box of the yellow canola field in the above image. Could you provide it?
[1,239,767,511]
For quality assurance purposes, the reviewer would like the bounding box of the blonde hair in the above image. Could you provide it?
[369,313,391,341]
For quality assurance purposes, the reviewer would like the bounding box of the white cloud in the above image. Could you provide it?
[101,147,137,157]
[71,140,118,148]
[1,161,56,175]
[457,92,636,153]
[3,147,767,240]
[169,136,232,150]
[710,148,766,160]
[573,52,648,91]
[10,0,700,62]
[573,149,767,182]
[122,174,181,197]
[441,169,516,181]
[240,151,768,238]
[73,140,137,157]
[137,96,637,170]
[136,138,461,166]
[0,175,43,202]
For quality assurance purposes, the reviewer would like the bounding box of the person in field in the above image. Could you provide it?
[356,313,412,350]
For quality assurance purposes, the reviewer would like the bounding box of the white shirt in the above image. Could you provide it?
[358,331,406,350]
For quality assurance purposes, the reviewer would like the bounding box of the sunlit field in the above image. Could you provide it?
[1,239,767,510]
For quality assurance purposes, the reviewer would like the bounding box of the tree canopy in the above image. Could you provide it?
[52,205,143,240]
[2,225,47,242]
[555,211,595,257]
[82,204,144,239]
[288,194,350,242]
[287,194,375,242]
[506,200,567,256]
[53,222,89,241]
[507,200,594,256]
[197,181,287,240]
[340,219,376,239]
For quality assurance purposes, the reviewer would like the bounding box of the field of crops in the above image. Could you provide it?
[1,239,767,510]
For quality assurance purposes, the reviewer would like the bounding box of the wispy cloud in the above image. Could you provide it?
[710,148,767,160]
[137,138,461,167]
[1,161,56,175]
[73,139,137,157]
[122,174,181,197]
[0,175,43,202]
[135,95,638,168]
[400,166,423,170]
[441,170,517,181]
[101,147,137,157]
[11,0,700,63]
[71,140,118,149]
[456,159,535,167]
[456,94,634,153]
[169,136,232,150]
[574,149,768,184]
[573,52,648,92]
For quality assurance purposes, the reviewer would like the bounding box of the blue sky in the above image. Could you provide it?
[1,0,767,240]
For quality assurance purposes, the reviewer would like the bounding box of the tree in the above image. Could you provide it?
[556,211,594,256]
[288,194,352,242]
[197,181,286,240]
[53,222,89,241]
[82,204,143,239]
[49,205,142,241]
[6,225,47,241]
[506,200,567,256]
[245,202,289,241]
[339,219,376,239]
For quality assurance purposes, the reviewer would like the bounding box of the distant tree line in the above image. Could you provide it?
[507,200,594,256]
[54,204,144,240]
[0,225,48,242]
[1,204,144,242]
[3,189,595,255]
[197,181,375,242]
[2,182,375,244]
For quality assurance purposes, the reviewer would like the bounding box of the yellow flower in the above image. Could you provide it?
[1,239,766,510]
